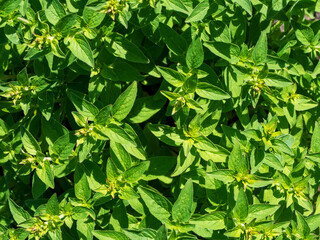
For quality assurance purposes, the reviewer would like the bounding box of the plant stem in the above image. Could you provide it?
[17,17,32,25]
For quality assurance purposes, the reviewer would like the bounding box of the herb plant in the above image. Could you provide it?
[1,0,320,239]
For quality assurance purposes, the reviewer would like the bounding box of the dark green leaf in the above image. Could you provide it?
[106,34,149,64]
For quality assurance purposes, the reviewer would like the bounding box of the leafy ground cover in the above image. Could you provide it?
[1,0,320,239]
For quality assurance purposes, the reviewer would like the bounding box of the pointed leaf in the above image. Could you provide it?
[228,141,248,174]
[67,89,99,119]
[123,161,150,183]
[112,82,137,121]
[172,179,193,223]
[74,164,91,201]
[234,188,248,222]
[311,121,320,153]
[138,186,172,223]
[106,34,149,64]
[93,230,129,240]
[252,32,267,64]
[186,37,204,69]
[67,33,94,67]
[20,126,41,155]
[296,211,310,238]
[196,82,230,100]
[46,193,59,216]
[233,0,252,15]
[186,0,210,22]
[8,199,31,224]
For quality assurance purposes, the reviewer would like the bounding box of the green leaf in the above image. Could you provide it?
[186,0,210,22]
[0,118,8,137]
[233,188,248,222]
[252,32,267,64]
[46,193,59,216]
[171,147,198,177]
[107,158,120,182]
[128,96,166,124]
[67,89,99,119]
[263,153,283,170]
[296,211,310,238]
[196,82,230,100]
[247,204,280,222]
[78,136,96,162]
[271,139,294,156]
[193,135,223,152]
[41,117,69,147]
[74,164,91,201]
[45,0,66,25]
[110,200,128,231]
[204,41,240,64]
[38,91,54,121]
[82,160,106,190]
[8,199,31,224]
[144,156,176,181]
[122,124,147,160]
[36,160,55,189]
[94,105,112,126]
[106,34,149,64]
[182,74,198,94]
[295,24,314,45]
[105,124,137,148]
[164,0,190,14]
[138,186,172,223]
[155,226,167,240]
[93,230,129,240]
[67,33,94,67]
[172,179,193,223]
[206,170,235,183]
[311,121,320,153]
[32,172,48,199]
[83,6,105,28]
[4,24,20,44]
[186,37,204,69]
[101,60,144,82]
[189,212,226,230]
[306,214,320,232]
[123,229,157,240]
[159,23,188,56]
[55,14,77,37]
[292,95,318,111]
[110,141,132,171]
[157,66,185,87]
[112,82,138,121]
[264,73,292,88]
[148,124,185,146]
[306,153,320,163]
[50,38,65,58]
[123,161,150,183]
[77,218,95,240]
[0,0,22,13]
[228,141,248,174]
[233,0,252,15]
[52,132,77,160]
[20,126,41,155]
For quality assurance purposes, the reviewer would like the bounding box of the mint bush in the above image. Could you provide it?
[0,0,320,239]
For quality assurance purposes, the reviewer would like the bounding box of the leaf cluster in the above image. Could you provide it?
[1,0,320,240]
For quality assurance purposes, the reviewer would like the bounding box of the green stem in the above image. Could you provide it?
[17,17,32,25]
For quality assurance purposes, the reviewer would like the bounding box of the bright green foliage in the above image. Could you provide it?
[0,0,320,239]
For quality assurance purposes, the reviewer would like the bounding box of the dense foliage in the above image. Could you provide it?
[1,0,320,239]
